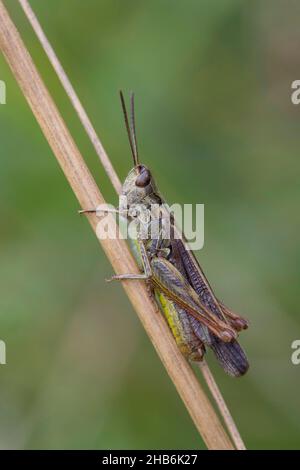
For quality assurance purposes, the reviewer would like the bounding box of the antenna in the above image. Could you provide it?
[130,92,139,164]
[119,90,139,166]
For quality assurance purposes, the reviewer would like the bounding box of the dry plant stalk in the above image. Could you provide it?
[0,0,238,450]
[18,0,122,195]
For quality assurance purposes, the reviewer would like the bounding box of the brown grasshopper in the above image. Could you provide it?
[81,92,249,377]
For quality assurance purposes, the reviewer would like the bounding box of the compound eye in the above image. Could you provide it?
[135,166,151,187]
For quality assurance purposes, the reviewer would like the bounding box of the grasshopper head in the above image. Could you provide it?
[121,164,157,209]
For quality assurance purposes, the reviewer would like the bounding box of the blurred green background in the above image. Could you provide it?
[0,0,300,450]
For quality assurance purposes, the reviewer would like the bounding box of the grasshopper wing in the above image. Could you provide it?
[169,238,249,377]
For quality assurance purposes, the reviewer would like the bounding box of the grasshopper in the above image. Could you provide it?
[82,92,249,377]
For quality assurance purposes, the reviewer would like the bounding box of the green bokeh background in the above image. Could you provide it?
[0,0,300,449]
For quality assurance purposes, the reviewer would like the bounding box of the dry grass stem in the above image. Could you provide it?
[18,0,122,195]
[198,360,246,450]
